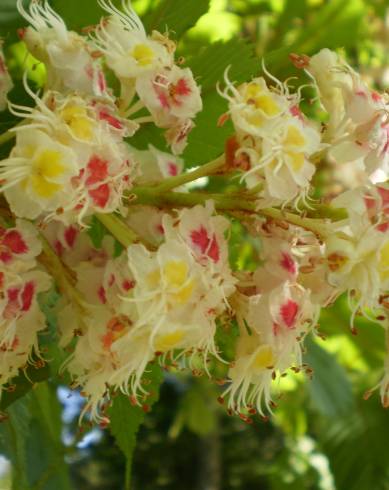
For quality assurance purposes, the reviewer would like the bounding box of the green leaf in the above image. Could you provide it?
[319,296,385,368]
[108,364,163,488]
[26,383,72,490]
[0,362,51,411]
[0,395,32,490]
[51,0,120,31]
[304,336,355,418]
[143,0,210,39]
[183,39,259,167]
[87,215,107,249]
[0,0,28,42]
[180,382,217,437]
[319,398,389,490]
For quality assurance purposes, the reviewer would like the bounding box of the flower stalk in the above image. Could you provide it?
[152,154,226,193]
[96,213,138,248]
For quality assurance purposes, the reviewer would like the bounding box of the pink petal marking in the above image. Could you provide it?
[280,300,299,329]
[190,226,220,262]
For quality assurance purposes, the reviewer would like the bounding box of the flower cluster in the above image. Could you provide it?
[220,67,324,205]
[226,226,319,415]
[47,203,235,419]
[0,221,50,389]
[0,0,389,425]
[94,0,202,154]
[0,89,135,224]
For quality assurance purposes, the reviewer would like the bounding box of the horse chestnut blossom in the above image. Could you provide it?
[307,49,389,184]
[219,69,323,205]
[0,221,51,390]
[94,0,202,154]
[1,0,389,429]
[0,88,136,223]
[224,233,318,415]
[17,0,107,96]
[94,0,173,80]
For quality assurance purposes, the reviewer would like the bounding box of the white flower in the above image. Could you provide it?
[132,144,184,185]
[324,188,389,315]
[95,0,173,79]
[221,75,293,138]
[17,0,107,96]
[0,128,79,219]
[224,281,315,415]
[163,201,237,300]
[306,49,353,134]
[2,89,136,223]
[0,221,51,390]
[135,65,202,153]
[242,115,322,203]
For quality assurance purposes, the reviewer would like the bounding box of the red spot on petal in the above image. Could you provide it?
[377,222,389,233]
[98,71,107,93]
[4,287,20,319]
[21,281,34,312]
[280,300,299,329]
[190,226,220,262]
[122,279,135,291]
[102,331,114,350]
[98,286,107,304]
[174,78,191,97]
[0,251,12,264]
[280,252,296,275]
[64,226,78,248]
[99,109,123,130]
[86,155,109,186]
[54,240,64,257]
[290,105,304,121]
[378,186,389,209]
[3,230,28,256]
[157,91,170,109]
[167,162,178,176]
[272,323,281,336]
[156,224,164,235]
[89,183,110,208]
[11,336,19,351]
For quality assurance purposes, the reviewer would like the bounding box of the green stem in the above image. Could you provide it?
[151,154,226,193]
[0,128,16,147]
[96,213,138,248]
[39,235,86,312]
[130,188,332,237]
[0,119,28,147]
[259,207,330,237]
[125,458,132,490]
[132,187,256,211]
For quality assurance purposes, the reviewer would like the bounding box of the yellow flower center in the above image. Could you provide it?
[132,44,155,66]
[28,149,66,198]
[155,330,185,352]
[60,105,94,141]
[252,344,275,370]
[245,83,281,117]
[284,125,306,148]
[287,151,305,171]
[164,260,194,304]
[379,241,389,280]
[146,260,195,305]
